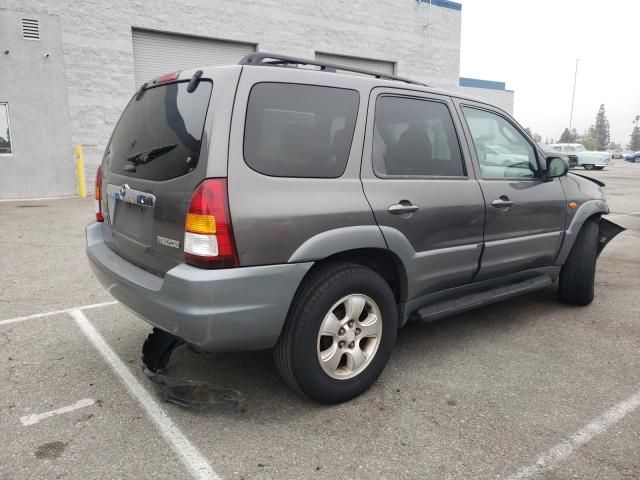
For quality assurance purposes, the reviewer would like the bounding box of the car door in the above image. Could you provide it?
[455,101,567,281]
[361,88,485,303]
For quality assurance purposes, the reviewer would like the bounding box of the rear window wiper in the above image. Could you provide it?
[127,144,177,166]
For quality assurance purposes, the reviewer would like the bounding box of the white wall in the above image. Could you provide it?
[0,0,464,196]
[458,86,515,115]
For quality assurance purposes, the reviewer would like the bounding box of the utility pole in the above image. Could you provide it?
[568,58,578,143]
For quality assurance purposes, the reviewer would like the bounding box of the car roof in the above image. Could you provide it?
[192,60,512,118]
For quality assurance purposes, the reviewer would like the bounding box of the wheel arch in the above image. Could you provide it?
[555,200,608,265]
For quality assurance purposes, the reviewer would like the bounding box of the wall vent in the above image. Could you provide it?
[22,18,40,40]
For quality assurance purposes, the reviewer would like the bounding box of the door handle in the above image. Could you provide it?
[388,201,419,215]
[491,196,514,208]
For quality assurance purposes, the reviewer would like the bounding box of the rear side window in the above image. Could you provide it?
[106,81,212,181]
[244,83,359,178]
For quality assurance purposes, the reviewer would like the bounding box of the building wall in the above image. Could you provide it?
[458,86,515,115]
[0,9,75,199]
[1,0,464,197]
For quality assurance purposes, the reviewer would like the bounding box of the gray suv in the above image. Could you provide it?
[86,54,623,404]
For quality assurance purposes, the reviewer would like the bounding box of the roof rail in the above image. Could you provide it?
[238,52,429,87]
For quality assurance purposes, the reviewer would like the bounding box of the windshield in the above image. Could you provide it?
[105,81,212,181]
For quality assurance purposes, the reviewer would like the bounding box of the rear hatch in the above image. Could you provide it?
[99,74,214,275]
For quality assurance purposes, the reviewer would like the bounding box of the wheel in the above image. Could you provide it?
[558,219,599,306]
[594,166,604,170]
[274,262,398,404]
[583,164,595,170]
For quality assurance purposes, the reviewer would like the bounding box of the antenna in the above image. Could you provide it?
[568,58,579,143]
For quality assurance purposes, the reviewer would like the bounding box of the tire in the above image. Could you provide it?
[274,262,398,404]
[583,164,595,170]
[594,166,604,170]
[558,219,599,306]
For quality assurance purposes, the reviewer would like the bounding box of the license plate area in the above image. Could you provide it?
[107,184,156,247]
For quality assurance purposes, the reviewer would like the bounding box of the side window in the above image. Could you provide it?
[244,83,359,178]
[462,107,538,179]
[373,96,465,177]
[0,103,13,155]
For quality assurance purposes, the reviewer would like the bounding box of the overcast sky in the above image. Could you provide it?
[459,0,640,146]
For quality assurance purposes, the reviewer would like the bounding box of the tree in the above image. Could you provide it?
[629,115,640,151]
[533,132,542,142]
[582,130,598,151]
[570,128,580,143]
[607,141,621,150]
[629,126,640,151]
[559,127,580,143]
[592,104,610,150]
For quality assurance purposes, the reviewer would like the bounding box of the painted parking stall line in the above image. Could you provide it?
[69,309,220,480]
[507,389,640,479]
[20,398,95,426]
[0,301,117,326]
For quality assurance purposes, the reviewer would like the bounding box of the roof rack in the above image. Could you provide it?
[238,52,429,87]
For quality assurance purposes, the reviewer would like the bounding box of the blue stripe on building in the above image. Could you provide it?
[459,77,506,90]
[418,0,462,11]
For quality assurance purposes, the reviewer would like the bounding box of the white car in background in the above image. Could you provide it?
[548,143,611,170]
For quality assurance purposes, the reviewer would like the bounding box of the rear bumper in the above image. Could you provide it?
[86,222,313,352]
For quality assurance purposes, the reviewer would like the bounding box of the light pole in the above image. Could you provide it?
[568,58,579,144]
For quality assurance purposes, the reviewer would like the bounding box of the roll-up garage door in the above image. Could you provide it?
[131,29,256,86]
[315,52,395,76]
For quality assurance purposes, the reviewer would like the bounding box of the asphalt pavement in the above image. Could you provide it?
[1,161,639,480]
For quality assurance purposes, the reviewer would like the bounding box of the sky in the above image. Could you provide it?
[459,0,640,146]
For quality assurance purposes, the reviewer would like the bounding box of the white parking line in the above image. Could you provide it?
[20,398,95,426]
[69,309,219,480]
[507,389,640,479]
[607,211,640,220]
[0,301,117,326]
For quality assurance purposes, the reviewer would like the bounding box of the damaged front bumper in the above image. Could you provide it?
[597,218,625,256]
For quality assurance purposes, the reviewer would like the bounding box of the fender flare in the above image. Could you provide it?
[287,226,387,263]
[555,199,608,265]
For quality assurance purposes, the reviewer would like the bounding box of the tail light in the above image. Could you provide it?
[184,179,239,269]
[95,165,104,222]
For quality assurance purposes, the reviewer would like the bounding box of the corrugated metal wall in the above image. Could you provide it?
[315,52,395,76]
[131,29,256,85]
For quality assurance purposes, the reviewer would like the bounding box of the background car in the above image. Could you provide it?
[625,151,640,163]
[548,143,610,170]
[537,142,574,167]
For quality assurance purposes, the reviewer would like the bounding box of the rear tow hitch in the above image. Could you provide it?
[141,328,244,413]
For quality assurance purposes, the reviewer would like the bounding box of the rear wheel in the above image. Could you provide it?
[558,218,599,306]
[583,164,595,170]
[274,262,397,404]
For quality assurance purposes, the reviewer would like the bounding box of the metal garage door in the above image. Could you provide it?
[131,29,256,86]
[315,52,395,76]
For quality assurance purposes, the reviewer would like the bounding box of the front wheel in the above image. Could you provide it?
[274,262,398,404]
[583,164,595,170]
[594,166,605,170]
[558,219,599,306]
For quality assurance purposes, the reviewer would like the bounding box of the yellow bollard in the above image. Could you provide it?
[75,145,86,198]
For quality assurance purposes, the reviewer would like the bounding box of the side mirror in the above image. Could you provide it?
[545,156,569,179]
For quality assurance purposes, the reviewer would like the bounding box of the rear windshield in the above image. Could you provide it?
[105,81,212,181]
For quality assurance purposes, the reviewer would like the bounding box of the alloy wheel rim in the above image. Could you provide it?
[316,294,382,380]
